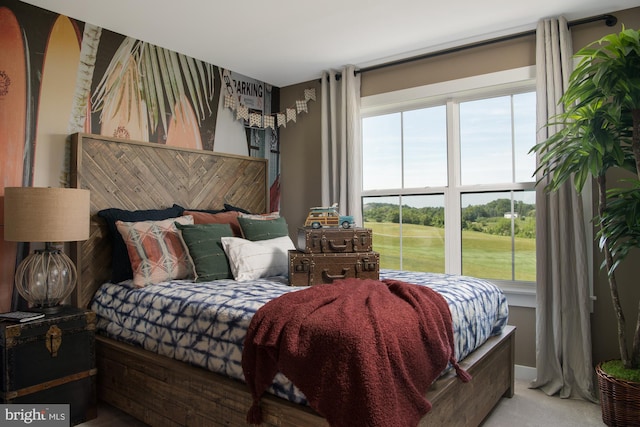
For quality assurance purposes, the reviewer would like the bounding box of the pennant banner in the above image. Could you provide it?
[224,94,235,109]
[224,87,316,129]
[236,104,249,121]
[264,115,275,130]
[304,88,316,101]
[249,113,262,128]
[286,107,296,123]
[296,100,308,114]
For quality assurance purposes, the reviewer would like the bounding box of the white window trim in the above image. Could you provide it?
[362,66,536,116]
[361,66,538,308]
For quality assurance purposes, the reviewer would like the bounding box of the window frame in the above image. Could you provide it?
[361,66,538,307]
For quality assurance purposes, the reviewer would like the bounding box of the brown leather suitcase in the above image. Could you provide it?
[0,307,97,425]
[296,227,373,254]
[288,250,379,286]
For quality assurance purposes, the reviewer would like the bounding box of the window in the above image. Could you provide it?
[361,67,537,290]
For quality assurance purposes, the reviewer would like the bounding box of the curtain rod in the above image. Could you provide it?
[354,13,617,76]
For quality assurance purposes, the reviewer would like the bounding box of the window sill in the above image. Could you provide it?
[490,280,537,308]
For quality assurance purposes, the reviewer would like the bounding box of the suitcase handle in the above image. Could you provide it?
[321,236,348,252]
[326,240,347,252]
[322,268,349,281]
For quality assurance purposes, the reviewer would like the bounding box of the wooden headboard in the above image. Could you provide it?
[69,133,268,308]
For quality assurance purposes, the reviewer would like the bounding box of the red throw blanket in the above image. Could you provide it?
[242,278,471,427]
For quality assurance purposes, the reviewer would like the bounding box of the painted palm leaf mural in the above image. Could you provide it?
[91,36,216,148]
[0,0,281,311]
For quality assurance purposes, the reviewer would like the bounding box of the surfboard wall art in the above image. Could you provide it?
[0,6,28,312]
[33,15,80,187]
[32,14,82,187]
[2,0,281,221]
[166,94,203,149]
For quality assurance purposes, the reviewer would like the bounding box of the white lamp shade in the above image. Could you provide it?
[4,187,90,242]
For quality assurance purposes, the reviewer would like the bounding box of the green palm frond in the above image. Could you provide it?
[598,181,640,274]
[92,37,216,136]
[532,101,634,192]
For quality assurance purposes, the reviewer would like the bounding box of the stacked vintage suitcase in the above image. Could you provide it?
[289,226,380,286]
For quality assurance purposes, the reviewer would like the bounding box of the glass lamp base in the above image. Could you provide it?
[14,247,77,309]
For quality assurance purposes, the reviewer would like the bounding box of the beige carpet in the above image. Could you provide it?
[482,378,603,427]
[81,378,604,426]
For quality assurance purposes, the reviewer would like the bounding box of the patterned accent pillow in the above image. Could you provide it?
[221,236,294,281]
[98,205,185,283]
[116,215,194,287]
[176,223,234,281]
[184,210,242,237]
[238,216,289,241]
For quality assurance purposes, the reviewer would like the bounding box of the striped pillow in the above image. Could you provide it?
[221,235,294,281]
[116,215,194,287]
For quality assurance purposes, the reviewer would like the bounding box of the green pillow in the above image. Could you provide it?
[238,216,289,241]
[176,223,234,281]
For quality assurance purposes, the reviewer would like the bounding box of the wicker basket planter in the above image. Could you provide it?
[597,362,640,426]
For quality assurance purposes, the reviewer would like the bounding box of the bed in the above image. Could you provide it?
[68,132,515,427]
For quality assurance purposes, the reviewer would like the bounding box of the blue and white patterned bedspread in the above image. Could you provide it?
[91,270,508,404]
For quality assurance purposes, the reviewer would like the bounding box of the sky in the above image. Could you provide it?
[362,91,537,208]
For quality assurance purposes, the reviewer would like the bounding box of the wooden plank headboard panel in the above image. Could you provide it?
[69,133,268,308]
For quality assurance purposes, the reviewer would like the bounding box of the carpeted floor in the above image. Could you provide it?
[81,378,604,426]
[482,378,603,426]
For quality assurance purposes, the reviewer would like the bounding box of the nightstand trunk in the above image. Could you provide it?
[0,307,97,425]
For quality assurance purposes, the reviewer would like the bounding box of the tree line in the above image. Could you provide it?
[363,199,536,238]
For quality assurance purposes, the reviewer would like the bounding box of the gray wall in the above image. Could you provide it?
[279,7,640,368]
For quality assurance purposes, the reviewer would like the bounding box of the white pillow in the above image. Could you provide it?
[221,235,295,281]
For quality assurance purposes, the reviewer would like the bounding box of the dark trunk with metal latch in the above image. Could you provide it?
[0,307,96,425]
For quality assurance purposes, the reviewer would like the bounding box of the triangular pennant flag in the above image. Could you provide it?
[237,88,315,129]
[249,113,262,128]
[304,88,316,102]
[286,108,297,123]
[264,115,275,130]
[296,100,308,114]
[277,113,287,128]
[236,104,249,121]
[224,94,236,110]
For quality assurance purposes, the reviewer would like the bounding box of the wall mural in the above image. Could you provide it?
[0,0,281,312]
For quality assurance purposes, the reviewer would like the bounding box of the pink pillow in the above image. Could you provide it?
[183,210,242,237]
[116,215,194,287]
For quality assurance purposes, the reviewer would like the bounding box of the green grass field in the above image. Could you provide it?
[364,221,536,281]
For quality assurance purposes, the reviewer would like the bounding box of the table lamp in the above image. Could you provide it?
[3,187,90,313]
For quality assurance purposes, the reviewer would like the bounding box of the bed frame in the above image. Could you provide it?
[69,132,515,426]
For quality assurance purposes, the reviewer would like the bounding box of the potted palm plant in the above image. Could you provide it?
[533,28,640,426]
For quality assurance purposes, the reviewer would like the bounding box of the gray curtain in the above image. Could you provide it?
[531,16,597,402]
[320,65,362,226]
